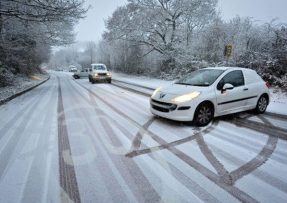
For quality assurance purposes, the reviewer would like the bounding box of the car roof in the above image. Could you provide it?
[91,63,106,66]
[204,67,252,72]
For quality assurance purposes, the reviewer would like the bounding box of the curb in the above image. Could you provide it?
[0,75,50,106]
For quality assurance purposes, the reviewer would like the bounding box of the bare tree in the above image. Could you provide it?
[86,41,96,64]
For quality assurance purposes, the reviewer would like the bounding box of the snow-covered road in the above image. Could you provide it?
[0,72,287,203]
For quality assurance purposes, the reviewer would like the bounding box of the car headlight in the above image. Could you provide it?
[107,72,111,76]
[171,91,201,103]
[94,73,98,77]
[152,87,161,97]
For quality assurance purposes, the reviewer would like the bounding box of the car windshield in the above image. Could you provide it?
[93,65,106,70]
[175,69,225,87]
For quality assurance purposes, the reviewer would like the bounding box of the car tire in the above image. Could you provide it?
[194,102,214,127]
[108,79,111,83]
[255,95,268,114]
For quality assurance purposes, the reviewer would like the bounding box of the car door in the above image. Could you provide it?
[78,70,84,77]
[215,70,249,115]
[84,69,89,77]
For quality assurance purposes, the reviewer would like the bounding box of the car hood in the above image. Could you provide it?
[152,83,209,102]
[160,84,208,95]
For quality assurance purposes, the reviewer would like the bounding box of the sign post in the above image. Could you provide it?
[224,44,233,65]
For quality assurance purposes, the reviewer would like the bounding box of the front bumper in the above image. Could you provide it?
[150,99,196,121]
[91,75,111,81]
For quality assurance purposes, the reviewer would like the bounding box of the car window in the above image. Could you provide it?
[217,70,245,90]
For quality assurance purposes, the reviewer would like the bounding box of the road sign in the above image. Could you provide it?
[224,44,233,58]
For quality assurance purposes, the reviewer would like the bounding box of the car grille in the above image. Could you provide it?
[98,73,107,76]
[151,99,177,113]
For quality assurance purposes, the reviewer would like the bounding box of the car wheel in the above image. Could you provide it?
[194,102,214,126]
[91,79,95,84]
[255,95,268,114]
[108,79,111,83]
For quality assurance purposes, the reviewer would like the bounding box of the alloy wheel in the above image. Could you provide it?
[197,105,213,125]
[258,96,267,112]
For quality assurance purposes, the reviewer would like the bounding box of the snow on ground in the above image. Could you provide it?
[268,88,287,115]
[112,72,173,89]
[112,72,287,116]
[0,73,49,102]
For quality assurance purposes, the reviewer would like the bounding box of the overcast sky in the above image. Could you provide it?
[74,0,287,42]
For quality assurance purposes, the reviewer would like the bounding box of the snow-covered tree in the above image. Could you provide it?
[104,0,217,72]
[0,0,87,85]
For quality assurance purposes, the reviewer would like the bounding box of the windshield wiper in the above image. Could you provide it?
[175,82,193,86]
[175,82,209,87]
[190,84,210,87]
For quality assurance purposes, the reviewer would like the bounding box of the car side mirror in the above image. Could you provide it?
[222,83,234,93]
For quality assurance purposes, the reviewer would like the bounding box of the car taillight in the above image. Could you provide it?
[265,81,271,88]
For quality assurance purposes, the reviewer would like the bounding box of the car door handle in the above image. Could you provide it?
[243,88,249,91]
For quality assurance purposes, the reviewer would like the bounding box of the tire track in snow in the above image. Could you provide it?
[206,142,287,194]
[81,76,286,202]
[194,130,231,184]
[71,79,219,203]
[229,115,279,184]
[0,81,49,140]
[64,77,161,203]
[20,76,58,202]
[73,78,258,203]
[0,80,53,180]
[57,77,81,203]
[130,118,155,151]
[231,114,287,140]
[126,123,216,158]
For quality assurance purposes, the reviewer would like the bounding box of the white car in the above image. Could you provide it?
[150,67,270,126]
[88,63,112,83]
[73,68,91,79]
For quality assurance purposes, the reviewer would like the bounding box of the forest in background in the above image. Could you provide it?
[43,0,287,89]
[0,0,87,87]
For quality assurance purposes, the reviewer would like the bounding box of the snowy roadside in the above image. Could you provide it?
[112,72,287,116]
[112,72,173,89]
[0,73,50,105]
